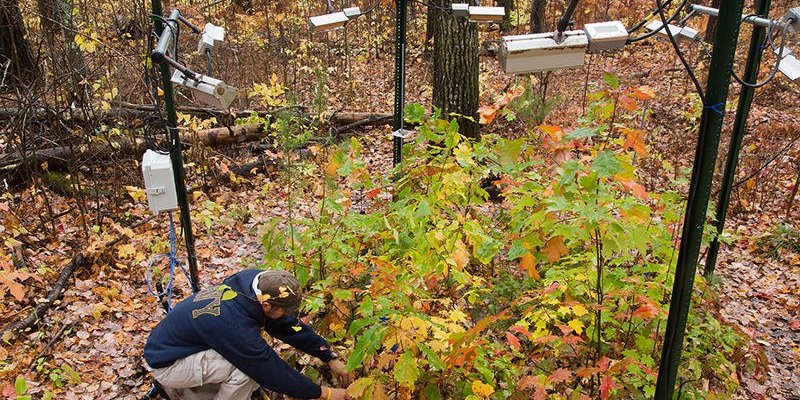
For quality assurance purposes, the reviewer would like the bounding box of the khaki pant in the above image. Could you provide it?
[149,349,260,400]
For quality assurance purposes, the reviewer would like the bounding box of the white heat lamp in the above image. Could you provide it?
[171,70,238,109]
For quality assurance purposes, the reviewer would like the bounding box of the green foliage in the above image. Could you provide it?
[259,91,747,398]
[755,223,800,258]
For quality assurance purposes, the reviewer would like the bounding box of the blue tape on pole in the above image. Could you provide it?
[704,102,725,116]
[145,212,194,312]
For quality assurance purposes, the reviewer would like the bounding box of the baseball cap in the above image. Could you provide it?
[251,269,303,314]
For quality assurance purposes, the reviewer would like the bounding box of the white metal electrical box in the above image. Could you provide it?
[309,12,348,32]
[645,20,698,43]
[778,53,800,83]
[343,7,361,18]
[499,30,589,74]
[452,3,469,17]
[197,23,225,54]
[584,21,628,53]
[142,150,178,215]
[171,70,238,109]
[468,6,505,23]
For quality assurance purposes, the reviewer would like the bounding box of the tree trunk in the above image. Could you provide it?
[37,0,87,105]
[432,0,480,139]
[704,0,721,42]
[0,0,38,87]
[497,0,514,33]
[530,0,548,33]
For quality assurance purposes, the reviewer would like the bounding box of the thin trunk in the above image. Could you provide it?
[530,0,548,33]
[432,0,480,139]
[704,0,721,42]
[37,0,87,105]
[0,0,38,87]
[497,0,514,33]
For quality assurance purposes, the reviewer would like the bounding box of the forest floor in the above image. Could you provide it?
[2,13,800,400]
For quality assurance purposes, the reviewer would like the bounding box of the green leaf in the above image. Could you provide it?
[418,342,445,371]
[566,126,598,140]
[591,151,622,177]
[346,326,385,371]
[393,351,420,387]
[15,377,27,395]
[494,138,524,167]
[405,103,425,124]
[603,72,619,89]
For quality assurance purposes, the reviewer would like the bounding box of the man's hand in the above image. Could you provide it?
[328,359,352,386]
[319,386,349,400]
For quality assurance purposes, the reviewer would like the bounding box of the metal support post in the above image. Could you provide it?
[392,0,407,166]
[151,0,201,293]
[654,0,745,397]
[705,0,772,276]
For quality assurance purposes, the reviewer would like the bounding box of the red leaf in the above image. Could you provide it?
[618,95,638,112]
[534,383,548,400]
[548,368,571,384]
[789,319,800,331]
[510,325,530,336]
[600,375,616,400]
[366,187,381,200]
[597,356,612,372]
[506,332,521,350]
[562,334,585,345]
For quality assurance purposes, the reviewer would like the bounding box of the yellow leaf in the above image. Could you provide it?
[347,377,375,399]
[568,319,584,335]
[453,240,470,270]
[519,252,539,280]
[571,304,588,317]
[471,380,495,398]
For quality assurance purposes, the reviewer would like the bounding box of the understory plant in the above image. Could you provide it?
[259,82,747,399]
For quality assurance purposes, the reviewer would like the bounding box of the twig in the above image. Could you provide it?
[28,322,72,370]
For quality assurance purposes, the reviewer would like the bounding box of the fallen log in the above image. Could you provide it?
[195,111,392,138]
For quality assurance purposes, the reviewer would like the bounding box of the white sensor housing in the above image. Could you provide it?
[171,70,238,109]
[142,150,178,215]
[343,6,361,17]
[499,30,589,74]
[583,21,629,53]
[309,12,349,32]
[468,6,505,23]
[775,47,800,83]
[645,20,696,42]
[197,23,225,54]
[452,3,469,17]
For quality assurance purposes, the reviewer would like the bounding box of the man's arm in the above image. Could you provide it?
[264,315,337,361]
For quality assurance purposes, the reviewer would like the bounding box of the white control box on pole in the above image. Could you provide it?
[142,149,179,215]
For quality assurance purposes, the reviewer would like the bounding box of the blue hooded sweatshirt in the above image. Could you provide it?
[144,269,334,399]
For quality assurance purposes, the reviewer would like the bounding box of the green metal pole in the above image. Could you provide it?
[392,0,407,166]
[151,0,201,293]
[654,0,745,397]
[705,0,772,276]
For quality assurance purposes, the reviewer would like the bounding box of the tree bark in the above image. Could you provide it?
[432,0,480,139]
[37,0,87,104]
[530,0,548,33]
[704,0,721,42]
[0,0,39,87]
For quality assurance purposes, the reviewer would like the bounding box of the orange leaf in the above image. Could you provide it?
[632,301,660,319]
[478,105,498,125]
[630,85,656,100]
[622,127,648,156]
[517,375,537,391]
[534,383,547,400]
[506,331,521,350]
[622,181,649,200]
[539,125,564,140]
[8,281,25,302]
[618,95,638,112]
[519,252,540,279]
[542,236,568,263]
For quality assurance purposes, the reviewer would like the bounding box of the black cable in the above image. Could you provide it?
[654,0,705,103]
[627,0,690,43]
[732,22,788,88]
